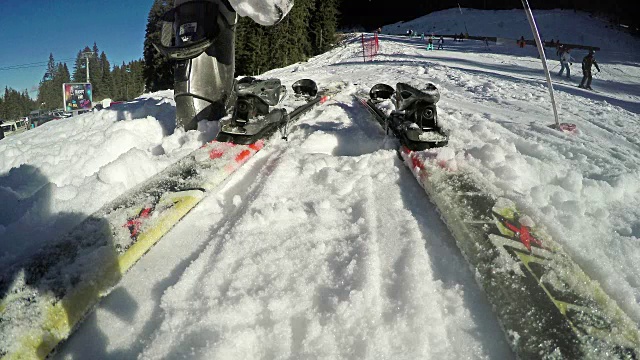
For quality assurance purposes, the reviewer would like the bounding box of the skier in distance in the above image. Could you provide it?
[579,49,600,90]
[558,47,574,79]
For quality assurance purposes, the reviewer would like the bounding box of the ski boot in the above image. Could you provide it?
[154,0,237,131]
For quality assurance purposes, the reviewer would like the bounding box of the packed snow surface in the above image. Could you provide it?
[0,8,638,359]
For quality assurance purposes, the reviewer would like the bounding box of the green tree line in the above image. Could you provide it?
[143,0,340,92]
[16,45,147,115]
[4,0,341,118]
[0,48,147,119]
[2,47,146,120]
[0,87,35,121]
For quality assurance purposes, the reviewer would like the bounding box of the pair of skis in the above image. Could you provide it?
[0,78,339,359]
[357,83,640,359]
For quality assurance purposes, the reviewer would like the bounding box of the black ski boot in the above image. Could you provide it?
[154,0,237,131]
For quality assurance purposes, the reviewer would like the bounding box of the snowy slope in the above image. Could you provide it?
[384,8,640,54]
[0,9,638,359]
[0,93,222,269]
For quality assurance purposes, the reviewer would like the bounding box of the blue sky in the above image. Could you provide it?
[0,0,154,97]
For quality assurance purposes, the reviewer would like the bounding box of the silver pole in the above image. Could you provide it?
[521,0,559,127]
[457,3,469,36]
[82,51,93,83]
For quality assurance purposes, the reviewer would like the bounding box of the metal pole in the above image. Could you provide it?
[458,3,469,36]
[82,51,93,82]
[521,0,559,127]
[82,52,93,83]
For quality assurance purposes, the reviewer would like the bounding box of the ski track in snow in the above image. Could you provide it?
[0,9,635,359]
[135,97,507,359]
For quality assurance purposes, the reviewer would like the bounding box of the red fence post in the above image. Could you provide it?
[375,32,379,52]
[362,33,379,62]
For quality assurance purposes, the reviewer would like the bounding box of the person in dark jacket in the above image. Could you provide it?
[579,50,600,90]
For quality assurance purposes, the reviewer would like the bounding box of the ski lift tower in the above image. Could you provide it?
[82,51,94,83]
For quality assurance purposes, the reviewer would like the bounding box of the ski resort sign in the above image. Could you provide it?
[63,83,93,111]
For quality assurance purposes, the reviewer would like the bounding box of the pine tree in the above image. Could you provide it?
[310,0,339,55]
[113,64,125,100]
[50,62,69,109]
[235,17,268,76]
[100,52,113,99]
[143,0,174,92]
[128,60,145,99]
[0,87,36,120]
[233,0,339,77]
[37,54,57,110]
[89,43,103,98]
[72,47,92,83]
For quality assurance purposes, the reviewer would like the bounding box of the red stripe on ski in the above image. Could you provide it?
[209,149,224,159]
[125,207,154,238]
[249,140,265,151]
[235,150,252,163]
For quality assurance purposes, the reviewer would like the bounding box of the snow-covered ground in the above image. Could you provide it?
[0,8,639,359]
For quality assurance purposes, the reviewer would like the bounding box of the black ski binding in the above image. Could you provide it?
[217,78,324,145]
[365,82,448,151]
[217,77,287,144]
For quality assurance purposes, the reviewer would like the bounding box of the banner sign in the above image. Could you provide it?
[63,83,93,111]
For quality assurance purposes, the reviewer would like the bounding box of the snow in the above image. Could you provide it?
[0,8,638,359]
[0,92,222,269]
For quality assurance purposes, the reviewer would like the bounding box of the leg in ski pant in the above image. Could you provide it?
[558,61,570,78]
[155,0,293,132]
[558,61,565,76]
[155,0,237,131]
[580,69,592,89]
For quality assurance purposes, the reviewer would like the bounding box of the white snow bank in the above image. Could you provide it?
[0,92,219,267]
